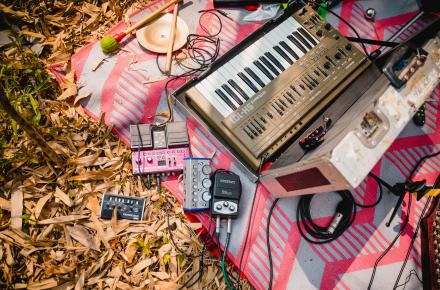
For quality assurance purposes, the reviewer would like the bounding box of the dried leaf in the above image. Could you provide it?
[34,215,88,225]
[55,187,73,207]
[0,197,11,211]
[68,225,98,250]
[132,257,156,275]
[10,186,23,230]
[28,279,58,290]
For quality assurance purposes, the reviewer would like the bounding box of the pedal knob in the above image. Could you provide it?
[202,165,211,175]
[223,201,229,207]
[147,157,153,163]
[202,192,211,201]
[202,178,212,189]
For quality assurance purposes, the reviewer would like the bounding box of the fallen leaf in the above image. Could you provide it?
[68,225,98,250]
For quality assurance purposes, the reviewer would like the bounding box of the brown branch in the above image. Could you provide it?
[0,93,63,166]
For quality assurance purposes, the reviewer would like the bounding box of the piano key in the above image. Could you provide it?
[238,72,259,93]
[244,67,265,88]
[260,38,291,69]
[264,52,285,71]
[254,60,274,80]
[208,67,248,107]
[222,84,244,106]
[298,27,318,46]
[228,79,249,100]
[222,62,255,98]
[195,83,231,117]
[215,89,237,110]
[287,35,307,54]
[277,24,306,58]
[205,73,241,108]
[279,41,299,60]
[293,31,312,50]
[273,46,293,64]
[259,56,279,76]
[236,43,272,84]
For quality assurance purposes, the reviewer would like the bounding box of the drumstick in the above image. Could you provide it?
[100,0,181,54]
[164,2,179,73]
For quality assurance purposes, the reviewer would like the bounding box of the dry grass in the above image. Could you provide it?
[0,1,249,289]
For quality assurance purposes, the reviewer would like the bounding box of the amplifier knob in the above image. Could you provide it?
[345,44,352,51]
[324,23,331,30]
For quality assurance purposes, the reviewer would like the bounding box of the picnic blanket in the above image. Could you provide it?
[59,0,440,289]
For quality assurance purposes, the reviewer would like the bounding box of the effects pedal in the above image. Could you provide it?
[183,158,212,211]
[100,193,145,221]
[130,122,191,190]
[210,171,241,218]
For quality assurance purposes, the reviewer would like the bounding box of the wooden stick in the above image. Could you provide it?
[125,0,180,35]
[164,3,179,73]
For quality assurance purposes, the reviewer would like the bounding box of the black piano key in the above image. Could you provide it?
[267,112,274,119]
[244,67,266,88]
[287,35,307,54]
[222,84,243,105]
[215,89,237,110]
[308,74,319,86]
[293,31,312,50]
[279,41,299,60]
[254,60,274,80]
[264,52,285,71]
[260,116,267,124]
[228,79,249,100]
[286,91,296,101]
[238,72,259,93]
[272,104,283,116]
[298,27,318,46]
[318,67,328,77]
[273,46,293,65]
[259,56,279,76]
[299,83,306,91]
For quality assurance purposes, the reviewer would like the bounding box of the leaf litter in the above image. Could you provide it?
[0,0,250,289]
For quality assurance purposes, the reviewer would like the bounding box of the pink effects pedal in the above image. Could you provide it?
[132,147,190,174]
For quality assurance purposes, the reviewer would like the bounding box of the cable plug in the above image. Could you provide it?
[327,199,351,234]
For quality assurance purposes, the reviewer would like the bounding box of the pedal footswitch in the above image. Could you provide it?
[183,158,212,211]
[100,193,145,221]
[210,171,241,218]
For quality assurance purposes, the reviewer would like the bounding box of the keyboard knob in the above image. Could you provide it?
[316,30,323,37]
[335,52,342,60]
[345,44,352,51]
[323,62,331,69]
[324,23,331,30]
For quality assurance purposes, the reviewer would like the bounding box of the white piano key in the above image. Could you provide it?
[206,73,242,108]
[195,82,232,117]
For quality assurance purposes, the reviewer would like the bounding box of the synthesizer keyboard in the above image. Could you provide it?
[178,3,370,170]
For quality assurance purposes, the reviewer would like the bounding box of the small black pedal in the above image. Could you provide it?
[413,104,425,126]
[100,193,145,221]
[210,171,241,218]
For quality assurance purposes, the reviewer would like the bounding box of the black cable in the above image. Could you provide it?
[367,150,440,289]
[395,269,423,290]
[267,198,280,290]
[176,217,214,290]
[296,190,357,244]
[392,196,432,289]
[319,4,370,58]
[236,156,267,289]
[154,9,225,127]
